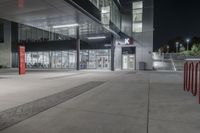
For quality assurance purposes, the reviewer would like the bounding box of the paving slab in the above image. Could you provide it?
[0,71,199,133]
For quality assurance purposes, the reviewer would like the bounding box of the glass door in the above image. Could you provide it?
[97,56,109,69]
[122,55,135,70]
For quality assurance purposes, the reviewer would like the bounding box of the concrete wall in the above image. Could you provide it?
[135,0,154,70]
[0,20,12,68]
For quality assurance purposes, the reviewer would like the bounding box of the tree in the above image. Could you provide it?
[190,43,200,55]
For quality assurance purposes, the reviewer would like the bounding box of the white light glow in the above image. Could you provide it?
[186,38,190,42]
[53,24,79,28]
[87,36,106,40]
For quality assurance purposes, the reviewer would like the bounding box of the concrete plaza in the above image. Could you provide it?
[0,70,199,133]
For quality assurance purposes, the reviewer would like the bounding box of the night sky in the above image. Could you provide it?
[154,0,200,50]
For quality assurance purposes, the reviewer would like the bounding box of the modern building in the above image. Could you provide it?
[0,0,153,71]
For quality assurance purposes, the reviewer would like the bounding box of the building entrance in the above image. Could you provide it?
[122,47,136,70]
[97,56,109,69]
[122,55,135,70]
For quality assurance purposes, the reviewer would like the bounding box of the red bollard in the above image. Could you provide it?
[184,62,188,91]
[187,62,194,92]
[199,62,200,104]
[184,61,200,104]
[193,62,199,96]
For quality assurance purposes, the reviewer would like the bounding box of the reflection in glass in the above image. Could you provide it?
[23,50,110,70]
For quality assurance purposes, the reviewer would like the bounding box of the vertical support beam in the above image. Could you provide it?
[111,34,115,71]
[76,26,80,70]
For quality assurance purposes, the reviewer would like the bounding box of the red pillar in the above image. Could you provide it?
[18,46,26,75]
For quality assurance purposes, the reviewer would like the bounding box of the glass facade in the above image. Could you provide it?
[25,51,77,69]
[12,50,111,70]
[18,24,69,43]
[110,0,120,29]
[80,49,111,69]
[89,0,120,29]
[132,1,143,33]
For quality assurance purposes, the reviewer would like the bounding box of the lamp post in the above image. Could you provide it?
[167,45,169,53]
[186,38,190,51]
[176,42,179,53]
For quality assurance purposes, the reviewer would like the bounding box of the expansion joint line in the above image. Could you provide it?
[146,79,151,133]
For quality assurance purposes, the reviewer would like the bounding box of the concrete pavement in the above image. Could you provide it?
[0,70,199,133]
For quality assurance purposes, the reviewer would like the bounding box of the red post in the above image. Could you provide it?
[187,62,194,92]
[193,62,199,96]
[184,60,200,104]
[18,46,26,75]
[199,62,200,104]
[184,62,188,91]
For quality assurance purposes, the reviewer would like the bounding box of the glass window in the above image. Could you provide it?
[0,23,4,43]
[133,23,143,33]
[69,51,76,69]
[132,1,143,33]
[88,50,96,69]
[101,6,110,25]
[43,52,50,68]
[52,51,62,69]
[80,50,89,69]
[133,1,143,9]
[62,51,69,69]
[133,9,143,22]
[26,28,32,41]
[31,52,39,68]
[110,1,120,29]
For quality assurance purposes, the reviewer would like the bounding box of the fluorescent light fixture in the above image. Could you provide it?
[87,36,106,40]
[53,24,79,28]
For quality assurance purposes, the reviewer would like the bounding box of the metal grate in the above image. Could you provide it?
[0,81,105,131]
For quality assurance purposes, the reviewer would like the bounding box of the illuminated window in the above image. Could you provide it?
[132,1,143,33]
[133,23,143,33]
[133,1,143,9]
[101,6,110,25]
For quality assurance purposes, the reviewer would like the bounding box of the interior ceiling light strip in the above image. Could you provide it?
[53,24,79,28]
[87,36,106,40]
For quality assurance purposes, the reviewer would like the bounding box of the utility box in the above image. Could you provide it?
[139,62,146,70]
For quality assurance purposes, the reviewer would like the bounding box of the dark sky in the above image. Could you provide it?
[154,0,200,50]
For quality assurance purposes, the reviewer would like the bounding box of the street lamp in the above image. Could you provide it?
[176,42,179,53]
[167,45,169,53]
[186,38,190,51]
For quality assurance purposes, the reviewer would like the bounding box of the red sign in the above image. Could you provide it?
[18,46,26,75]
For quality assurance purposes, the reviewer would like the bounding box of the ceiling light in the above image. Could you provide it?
[53,24,79,28]
[87,36,106,40]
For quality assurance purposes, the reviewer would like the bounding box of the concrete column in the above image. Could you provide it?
[76,26,80,70]
[111,34,115,71]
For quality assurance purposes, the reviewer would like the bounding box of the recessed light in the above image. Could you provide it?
[53,24,79,28]
[87,36,106,40]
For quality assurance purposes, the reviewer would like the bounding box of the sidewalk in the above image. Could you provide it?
[0,71,199,133]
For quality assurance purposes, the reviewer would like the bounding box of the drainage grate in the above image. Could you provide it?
[0,81,104,131]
